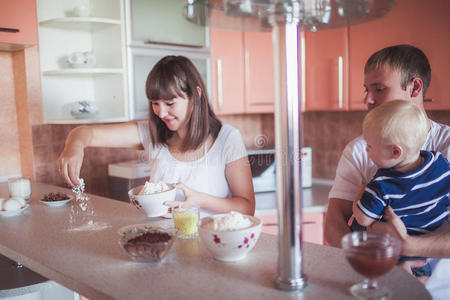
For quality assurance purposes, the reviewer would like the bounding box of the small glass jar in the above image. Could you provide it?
[8,177,31,201]
[173,206,200,239]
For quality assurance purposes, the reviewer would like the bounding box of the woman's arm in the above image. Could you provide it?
[173,156,256,215]
[57,122,142,186]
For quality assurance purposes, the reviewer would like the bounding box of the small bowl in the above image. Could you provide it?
[118,225,175,263]
[40,195,73,207]
[0,204,30,217]
[198,214,262,262]
[128,185,176,218]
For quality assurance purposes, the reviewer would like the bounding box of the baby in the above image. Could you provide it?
[349,100,450,277]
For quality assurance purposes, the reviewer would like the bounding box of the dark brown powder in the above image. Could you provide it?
[126,231,171,245]
[42,192,70,202]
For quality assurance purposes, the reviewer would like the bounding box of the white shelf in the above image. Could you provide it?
[39,17,121,30]
[46,116,128,125]
[43,68,124,76]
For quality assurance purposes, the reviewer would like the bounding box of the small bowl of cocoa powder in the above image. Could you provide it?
[40,192,72,207]
[118,225,176,263]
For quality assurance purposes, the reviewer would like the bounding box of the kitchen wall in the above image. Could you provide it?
[0,47,41,180]
[31,111,450,197]
[2,47,449,197]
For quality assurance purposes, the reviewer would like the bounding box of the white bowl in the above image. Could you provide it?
[0,204,30,217]
[40,195,73,207]
[198,214,262,262]
[128,185,176,218]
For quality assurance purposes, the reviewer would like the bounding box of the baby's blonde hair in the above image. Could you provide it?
[363,100,428,160]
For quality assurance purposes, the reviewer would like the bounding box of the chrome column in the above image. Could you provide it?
[270,1,307,291]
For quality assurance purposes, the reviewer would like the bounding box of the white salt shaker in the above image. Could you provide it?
[8,177,31,201]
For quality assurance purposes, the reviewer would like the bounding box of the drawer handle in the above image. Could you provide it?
[338,56,343,109]
[0,27,20,33]
[217,59,223,111]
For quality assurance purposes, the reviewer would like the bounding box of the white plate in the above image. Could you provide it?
[40,196,72,207]
[0,204,30,217]
[117,223,160,236]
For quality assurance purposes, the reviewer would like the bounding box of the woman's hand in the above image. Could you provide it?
[163,182,204,210]
[57,142,84,187]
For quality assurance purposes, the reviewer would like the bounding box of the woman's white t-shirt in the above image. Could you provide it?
[137,122,248,216]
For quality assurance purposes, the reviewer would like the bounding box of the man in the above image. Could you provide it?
[324,44,450,299]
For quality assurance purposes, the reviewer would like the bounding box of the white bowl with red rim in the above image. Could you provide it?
[198,214,262,262]
[128,184,176,218]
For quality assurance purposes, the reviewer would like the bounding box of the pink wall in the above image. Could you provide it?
[0,51,21,178]
[0,46,42,180]
[31,111,450,197]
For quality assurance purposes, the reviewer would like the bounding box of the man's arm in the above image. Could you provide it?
[369,206,450,257]
[325,198,353,247]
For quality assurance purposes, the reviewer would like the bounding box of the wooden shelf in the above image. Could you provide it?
[43,68,123,76]
[39,17,121,30]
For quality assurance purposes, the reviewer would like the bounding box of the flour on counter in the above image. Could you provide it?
[67,178,110,232]
[66,221,111,232]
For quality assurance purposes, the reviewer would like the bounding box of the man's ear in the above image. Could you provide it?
[392,144,403,159]
[410,77,423,98]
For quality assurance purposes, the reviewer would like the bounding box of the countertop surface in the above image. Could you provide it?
[0,182,430,300]
[255,179,331,214]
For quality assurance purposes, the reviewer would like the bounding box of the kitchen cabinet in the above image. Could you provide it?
[211,29,274,115]
[244,32,274,113]
[127,0,207,48]
[303,28,349,111]
[301,0,450,111]
[0,0,38,51]
[37,0,128,123]
[125,0,210,120]
[129,47,210,120]
[348,0,450,111]
[258,212,325,245]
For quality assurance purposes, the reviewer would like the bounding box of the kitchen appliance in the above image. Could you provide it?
[108,160,150,202]
[250,147,312,193]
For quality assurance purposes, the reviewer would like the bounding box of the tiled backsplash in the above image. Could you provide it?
[32,111,450,197]
[32,124,141,196]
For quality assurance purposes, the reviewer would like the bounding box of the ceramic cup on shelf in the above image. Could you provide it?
[70,100,99,119]
[73,2,91,17]
[67,51,96,68]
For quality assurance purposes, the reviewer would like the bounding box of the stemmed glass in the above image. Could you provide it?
[341,231,402,299]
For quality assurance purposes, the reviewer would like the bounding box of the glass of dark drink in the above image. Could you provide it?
[341,231,402,299]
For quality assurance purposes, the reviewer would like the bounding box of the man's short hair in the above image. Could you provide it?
[363,100,428,161]
[365,44,431,96]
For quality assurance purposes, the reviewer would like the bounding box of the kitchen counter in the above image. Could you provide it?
[0,254,57,298]
[255,179,331,214]
[0,182,430,300]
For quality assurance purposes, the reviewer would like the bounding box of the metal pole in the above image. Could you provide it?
[270,1,307,291]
